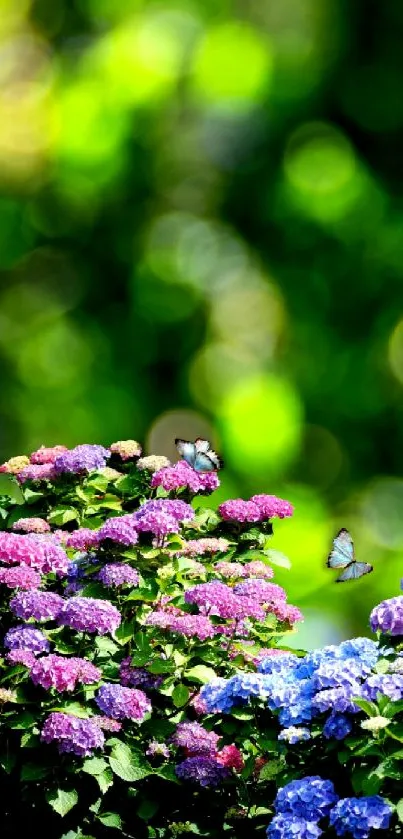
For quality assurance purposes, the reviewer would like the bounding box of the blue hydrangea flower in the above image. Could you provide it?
[267,814,322,838]
[274,776,338,820]
[329,796,393,838]
[312,658,370,692]
[199,678,235,714]
[323,713,352,740]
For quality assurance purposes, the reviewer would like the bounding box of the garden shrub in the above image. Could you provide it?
[0,440,401,839]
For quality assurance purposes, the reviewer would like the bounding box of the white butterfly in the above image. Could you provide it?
[175,438,223,473]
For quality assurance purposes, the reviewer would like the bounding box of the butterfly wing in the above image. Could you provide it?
[194,438,211,454]
[327,528,354,569]
[336,562,373,583]
[175,439,196,468]
[193,452,219,473]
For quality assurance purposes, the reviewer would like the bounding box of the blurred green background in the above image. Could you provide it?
[1,0,403,646]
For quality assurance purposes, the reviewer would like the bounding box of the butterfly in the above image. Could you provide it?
[175,438,223,473]
[327,528,373,583]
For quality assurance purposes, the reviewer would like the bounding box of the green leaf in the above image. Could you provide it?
[50,702,89,718]
[96,768,114,794]
[82,757,109,776]
[184,665,217,684]
[21,762,50,781]
[48,507,79,526]
[8,711,36,729]
[46,788,78,817]
[137,799,159,820]
[263,550,291,570]
[97,812,122,829]
[114,620,135,646]
[0,474,24,503]
[396,799,403,823]
[94,636,119,657]
[172,684,190,708]
[148,660,174,674]
[353,698,379,717]
[109,743,151,783]
[229,708,254,721]
[259,759,285,780]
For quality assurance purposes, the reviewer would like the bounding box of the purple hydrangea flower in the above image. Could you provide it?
[184,581,265,620]
[97,516,139,546]
[169,614,216,641]
[136,499,194,523]
[119,659,162,689]
[323,713,352,740]
[251,494,294,520]
[41,712,105,756]
[17,463,56,483]
[329,796,393,838]
[370,596,403,636]
[267,815,322,839]
[362,673,403,702]
[65,529,100,550]
[218,499,261,523]
[175,756,230,787]
[58,596,121,635]
[54,444,109,475]
[30,655,101,692]
[172,722,220,756]
[278,727,311,744]
[95,683,151,722]
[312,685,363,715]
[4,625,50,654]
[10,591,64,621]
[151,461,219,494]
[97,563,140,588]
[274,776,338,820]
[233,579,287,604]
[91,715,122,732]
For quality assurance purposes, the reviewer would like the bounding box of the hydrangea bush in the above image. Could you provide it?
[0,440,401,838]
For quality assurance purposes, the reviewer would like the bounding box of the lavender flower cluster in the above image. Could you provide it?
[267,776,392,839]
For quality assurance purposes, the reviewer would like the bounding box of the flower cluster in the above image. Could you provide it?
[97,563,140,588]
[370,596,403,636]
[172,722,220,756]
[58,596,121,635]
[95,683,151,721]
[110,439,142,460]
[119,659,162,689]
[175,757,230,787]
[53,444,110,475]
[12,517,50,534]
[41,713,105,756]
[0,566,42,589]
[179,538,230,556]
[65,529,100,550]
[30,655,101,692]
[97,515,138,546]
[4,625,50,654]
[10,590,64,621]
[200,637,382,736]
[219,494,293,524]
[151,460,220,493]
[0,532,69,575]
[267,777,392,839]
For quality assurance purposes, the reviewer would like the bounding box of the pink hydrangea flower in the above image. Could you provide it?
[12,518,50,534]
[30,655,101,692]
[30,445,68,464]
[151,461,219,494]
[65,529,100,550]
[6,649,36,667]
[0,533,69,576]
[251,494,294,520]
[180,538,230,556]
[215,562,247,579]
[0,566,42,589]
[244,561,274,579]
[218,499,261,523]
[216,745,244,772]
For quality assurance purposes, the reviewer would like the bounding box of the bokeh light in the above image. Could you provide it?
[0,0,401,645]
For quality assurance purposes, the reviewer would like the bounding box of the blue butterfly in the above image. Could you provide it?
[175,438,223,473]
[327,528,373,583]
